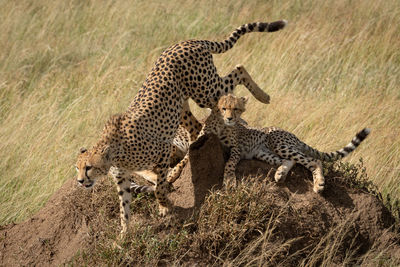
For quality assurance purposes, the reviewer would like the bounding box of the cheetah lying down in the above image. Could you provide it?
[167,94,370,193]
[75,21,287,236]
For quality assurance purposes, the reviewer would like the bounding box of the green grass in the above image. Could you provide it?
[0,0,399,229]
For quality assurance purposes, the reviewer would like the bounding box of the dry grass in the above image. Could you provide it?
[0,0,399,228]
[67,164,399,266]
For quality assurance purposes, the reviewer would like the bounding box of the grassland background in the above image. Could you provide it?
[0,0,399,225]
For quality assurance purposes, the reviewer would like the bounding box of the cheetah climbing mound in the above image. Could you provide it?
[1,134,399,266]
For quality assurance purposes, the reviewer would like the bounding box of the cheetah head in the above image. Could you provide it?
[75,146,111,188]
[217,94,248,126]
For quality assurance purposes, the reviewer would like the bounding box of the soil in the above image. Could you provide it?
[0,134,399,266]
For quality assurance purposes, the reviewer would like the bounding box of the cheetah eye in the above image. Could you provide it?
[233,108,238,111]
[75,166,79,172]
[222,108,226,111]
[86,166,92,171]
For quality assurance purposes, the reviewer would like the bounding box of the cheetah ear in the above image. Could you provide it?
[79,147,87,154]
[240,96,249,105]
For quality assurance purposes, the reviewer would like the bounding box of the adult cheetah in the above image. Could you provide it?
[168,94,370,193]
[75,20,287,236]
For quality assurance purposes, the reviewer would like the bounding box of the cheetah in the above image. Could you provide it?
[168,94,370,193]
[75,20,287,236]
[130,124,192,194]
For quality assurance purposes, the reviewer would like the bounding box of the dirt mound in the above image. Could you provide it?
[169,134,225,215]
[1,134,399,266]
[233,160,400,264]
[0,179,87,266]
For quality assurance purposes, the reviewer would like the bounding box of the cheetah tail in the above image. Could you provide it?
[205,20,287,54]
[130,181,155,194]
[302,128,371,161]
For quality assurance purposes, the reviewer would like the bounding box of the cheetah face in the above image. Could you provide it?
[75,147,110,189]
[217,94,248,126]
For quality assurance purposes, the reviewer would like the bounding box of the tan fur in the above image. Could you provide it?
[75,21,287,237]
[169,94,369,194]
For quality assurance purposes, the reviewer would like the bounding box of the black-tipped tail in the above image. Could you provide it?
[206,20,287,54]
[336,128,371,158]
[266,20,288,32]
[302,128,370,161]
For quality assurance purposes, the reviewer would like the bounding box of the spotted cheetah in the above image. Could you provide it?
[168,94,370,193]
[75,21,287,236]
[130,124,192,194]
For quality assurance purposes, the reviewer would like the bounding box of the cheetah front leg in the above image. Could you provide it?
[224,145,241,186]
[222,65,270,104]
[167,132,204,184]
[110,167,132,238]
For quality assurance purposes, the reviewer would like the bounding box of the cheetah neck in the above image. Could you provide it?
[90,120,125,171]
[210,109,225,124]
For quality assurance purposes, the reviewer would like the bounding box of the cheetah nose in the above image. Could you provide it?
[77,179,84,184]
[227,117,233,121]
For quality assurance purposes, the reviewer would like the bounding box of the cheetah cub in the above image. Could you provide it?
[168,94,370,193]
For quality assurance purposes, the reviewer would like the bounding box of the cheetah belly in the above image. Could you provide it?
[242,149,256,160]
[239,143,267,160]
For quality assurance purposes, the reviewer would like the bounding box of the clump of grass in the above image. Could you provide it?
[325,158,379,195]
[80,225,187,266]
[190,178,293,264]
[298,218,364,267]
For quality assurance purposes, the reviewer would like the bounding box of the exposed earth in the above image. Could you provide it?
[1,134,399,266]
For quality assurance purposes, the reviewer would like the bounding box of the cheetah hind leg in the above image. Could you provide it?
[253,148,287,181]
[222,65,270,104]
[311,160,324,193]
[276,147,325,193]
[292,156,325,193]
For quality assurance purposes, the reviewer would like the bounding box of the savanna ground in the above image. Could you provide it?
[0,0,399,265]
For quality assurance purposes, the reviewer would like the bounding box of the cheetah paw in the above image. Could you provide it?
[158,204,170,217]
[274,171,287,183]
[313,183,325,194]
[274,167,289,183]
